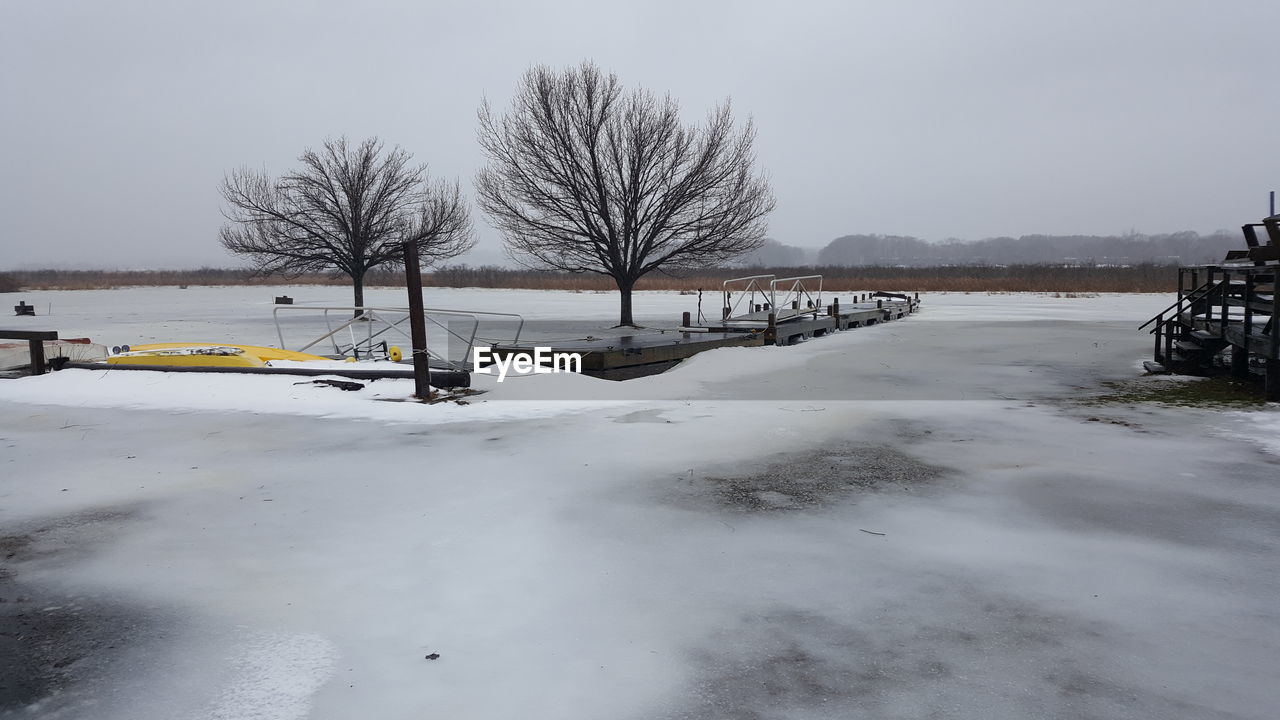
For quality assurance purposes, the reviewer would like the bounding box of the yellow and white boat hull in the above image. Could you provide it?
[107,344,330,368]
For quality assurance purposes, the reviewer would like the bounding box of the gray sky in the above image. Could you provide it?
[2,0,1277,269]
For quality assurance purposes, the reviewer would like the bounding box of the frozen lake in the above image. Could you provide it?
[2,287,1278,719]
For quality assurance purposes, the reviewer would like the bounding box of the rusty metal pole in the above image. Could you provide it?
[402,240,432,400]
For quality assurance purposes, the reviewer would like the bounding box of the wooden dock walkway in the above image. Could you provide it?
[488,292,921,380]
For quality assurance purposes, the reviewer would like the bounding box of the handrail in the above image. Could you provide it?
[722,274,775,320]
[771,275,823,317]
[272,305,525,371]
[1138,281,1217,330]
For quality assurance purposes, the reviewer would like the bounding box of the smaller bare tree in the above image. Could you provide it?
[220,137,474,310]
[476,62,775,326]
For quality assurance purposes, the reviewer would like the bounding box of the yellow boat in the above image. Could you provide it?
[107,344,330,368]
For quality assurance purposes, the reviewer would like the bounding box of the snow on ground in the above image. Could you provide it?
[2,288,1278,719]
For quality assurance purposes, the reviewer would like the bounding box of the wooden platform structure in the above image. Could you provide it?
[694,293,919,346]
[486,287,920,380]
[0,329,58,375]
[489,330,763,380]
[1142,215,1280,400]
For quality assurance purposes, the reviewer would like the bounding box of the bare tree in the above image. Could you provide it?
[475,62,775,326]
[220,137,474,310]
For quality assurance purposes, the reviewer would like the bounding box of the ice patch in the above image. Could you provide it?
[1223,409,1280,456]
[206,632,338,720]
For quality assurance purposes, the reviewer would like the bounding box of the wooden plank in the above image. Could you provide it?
[1224,327,1276,356]
[0,329,58,375]
[1264,217,1280,247]
[0,329,59,341]
[1249,246,1280,262]
[60,362,471,388]
[1241,224,1261,249]
[1225,297,1279,313]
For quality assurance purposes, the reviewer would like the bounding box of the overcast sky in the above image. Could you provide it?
[2,0,1277,269]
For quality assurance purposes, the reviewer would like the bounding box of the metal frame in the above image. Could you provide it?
[721,274,775,320]
[272,306,525,371]
[770,275,823,319]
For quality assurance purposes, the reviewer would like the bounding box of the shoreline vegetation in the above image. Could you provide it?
[0,264,1178,294]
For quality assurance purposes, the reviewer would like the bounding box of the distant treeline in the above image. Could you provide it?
[798,231,1238,267]
[4,264,1176,293]
[426,264,1173,293]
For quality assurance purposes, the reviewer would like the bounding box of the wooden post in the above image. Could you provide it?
[1270,268,1280,403]
[29,337,47,374]
[1203,267,1215,327]
[402,240,432,400]
[1231,345,1250,379]
[1154,321,1163,363]
[682,311,691,327]
[1272,265,1280,362]
[1267,360,1280,402]
[0,330,58,375]
[764,313,777,345]
[1242,273,1254,354]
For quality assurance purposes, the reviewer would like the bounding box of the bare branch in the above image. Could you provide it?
[475,62,774,325]
[220,137,475,307]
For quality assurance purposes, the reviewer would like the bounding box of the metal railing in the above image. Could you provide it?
[771,275,823,318]
[272,306,525,371]
[721,274,775,320]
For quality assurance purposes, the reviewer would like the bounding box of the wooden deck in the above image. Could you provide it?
[486,294,921,380]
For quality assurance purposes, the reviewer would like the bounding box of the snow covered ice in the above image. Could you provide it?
[2,288,1278,719]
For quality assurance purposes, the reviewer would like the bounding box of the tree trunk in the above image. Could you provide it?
[352,272,366,318]
[616,277,636,327]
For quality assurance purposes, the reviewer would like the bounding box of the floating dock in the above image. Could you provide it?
[489,330,764,380]
[693,294,918,346]
[7,283,922,385]
[487,277,921,380]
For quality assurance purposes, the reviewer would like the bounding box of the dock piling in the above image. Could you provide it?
[1231,345,1250,379]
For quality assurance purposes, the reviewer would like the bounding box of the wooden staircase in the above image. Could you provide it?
[1140,215,1280,400]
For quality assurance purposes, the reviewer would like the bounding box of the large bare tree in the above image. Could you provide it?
[475,62,775,326]
[220,137,474,309]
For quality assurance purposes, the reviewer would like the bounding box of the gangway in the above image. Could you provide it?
[720,274,823,325]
